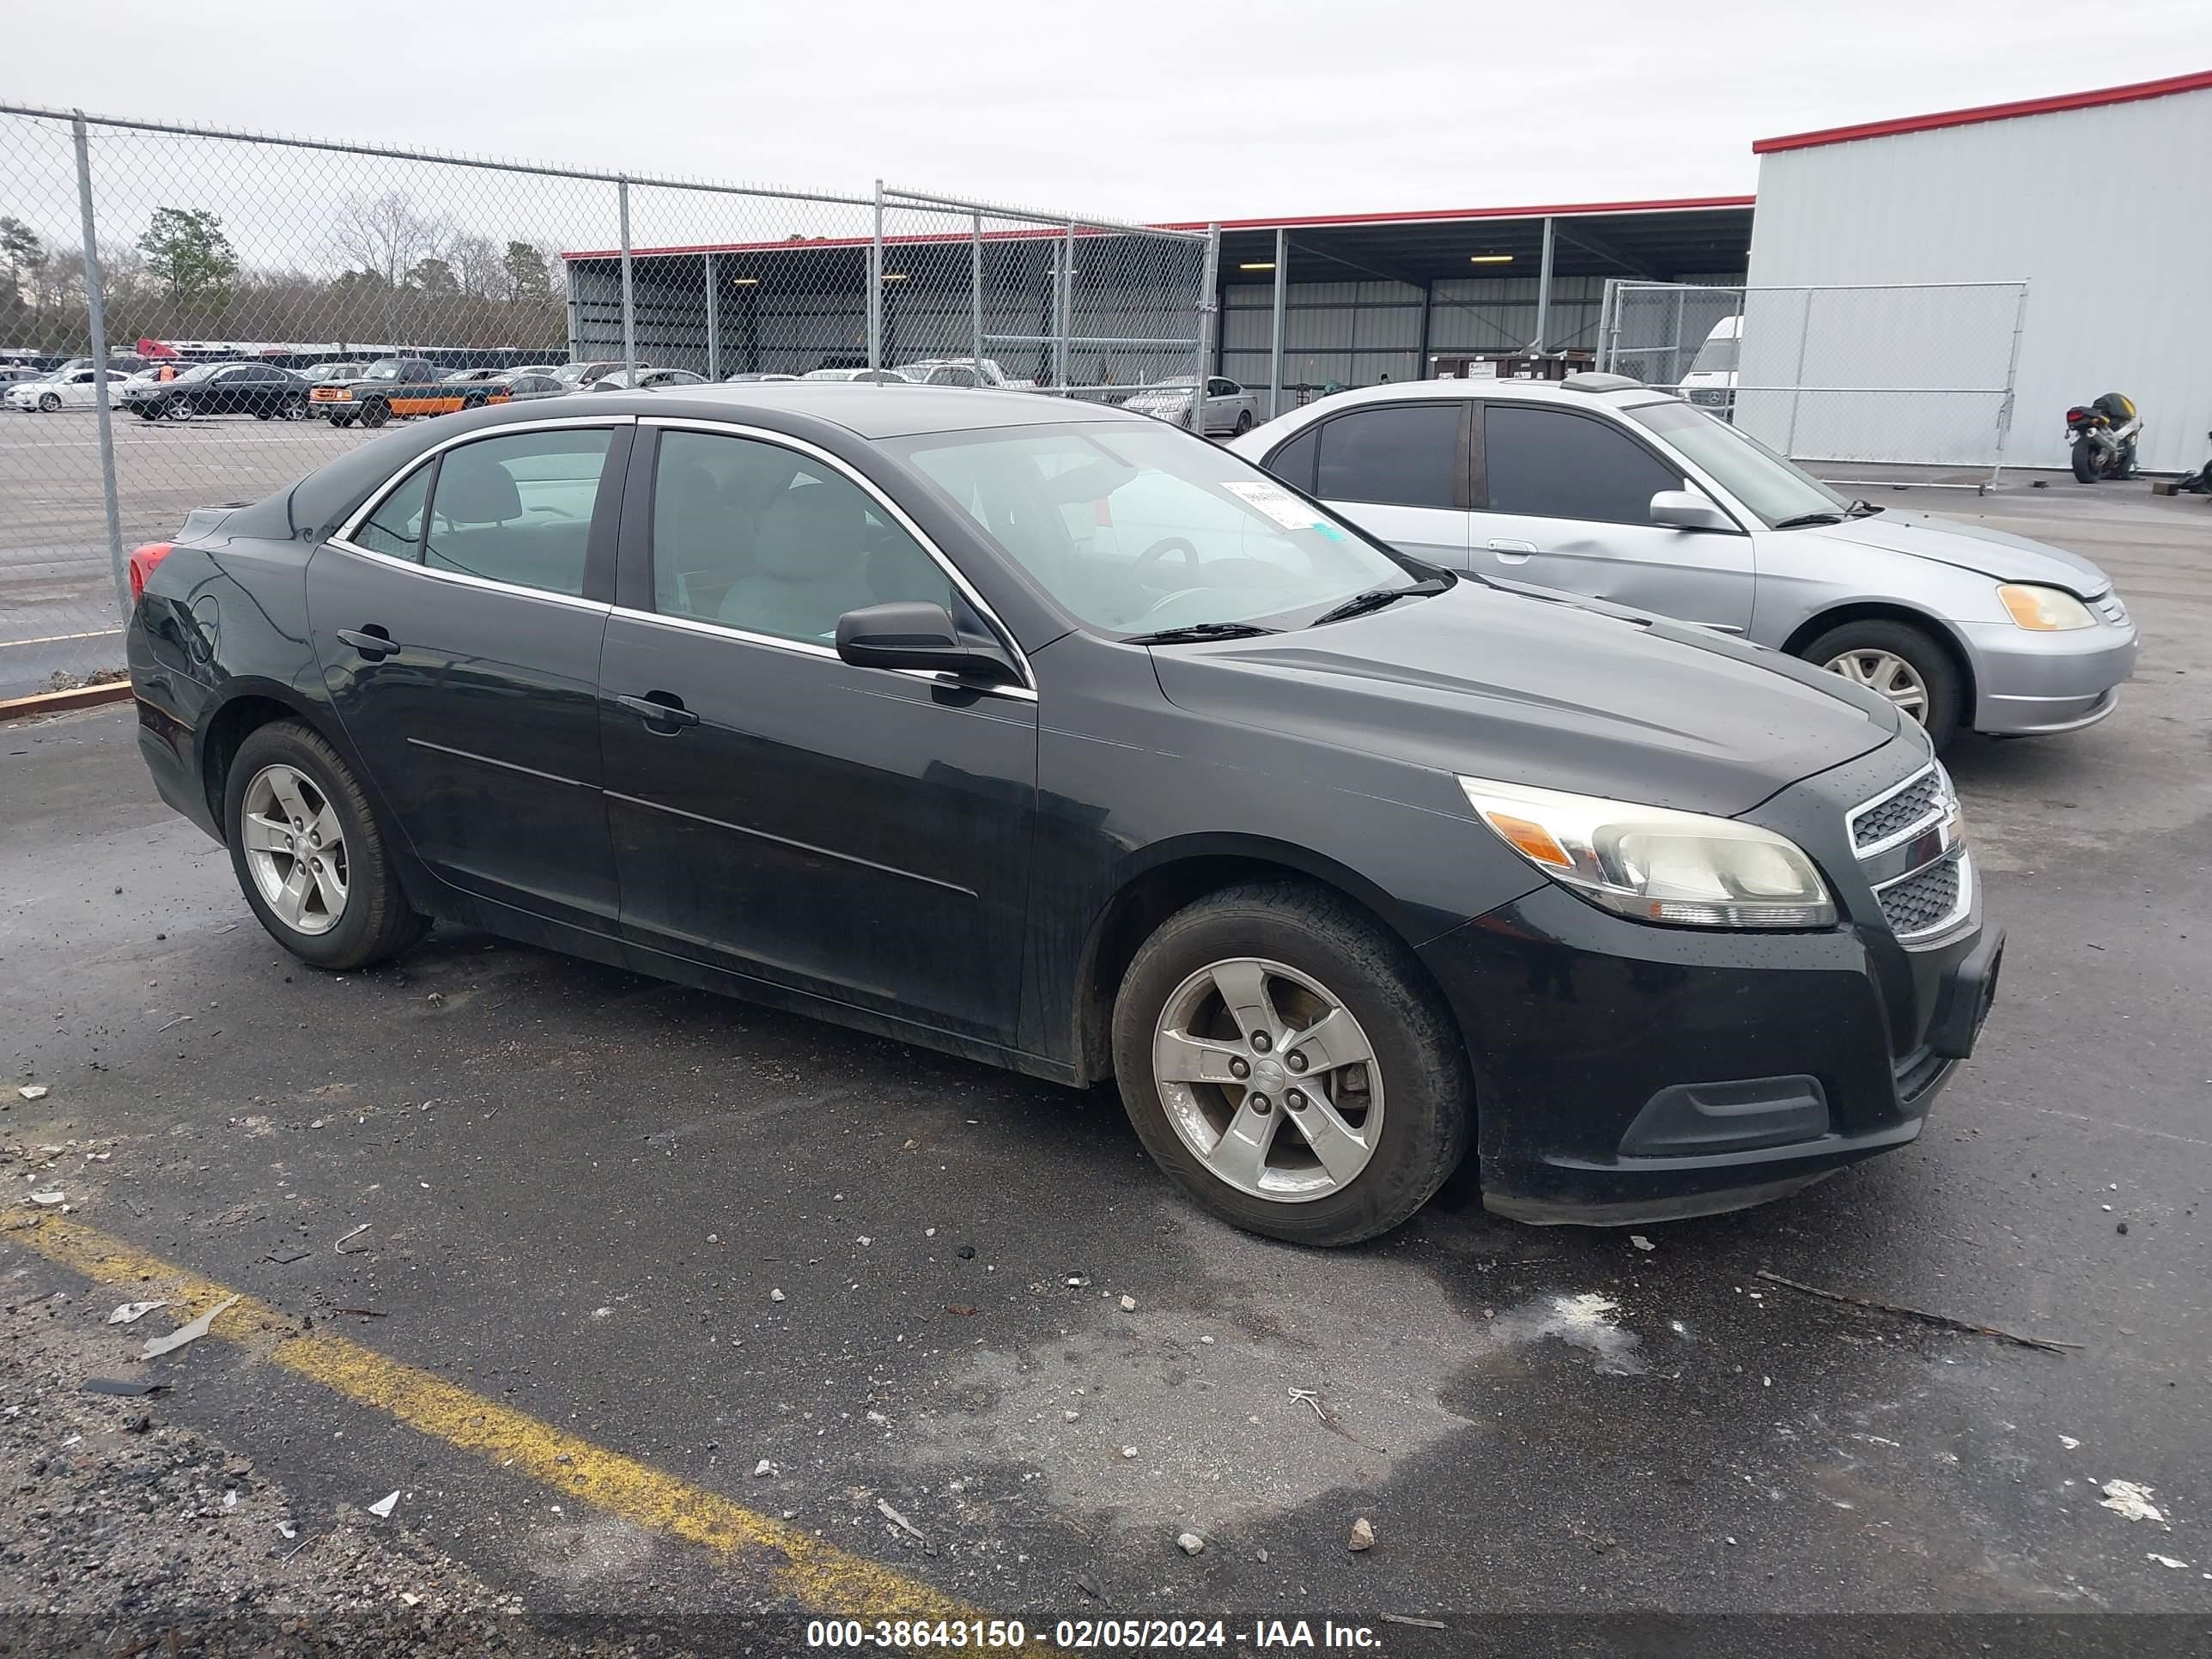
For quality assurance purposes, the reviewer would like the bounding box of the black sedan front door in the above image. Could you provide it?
[307,418,632,935]
[598,422,1036,1046]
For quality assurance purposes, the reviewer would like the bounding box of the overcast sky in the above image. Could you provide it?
[9,0,2203,222]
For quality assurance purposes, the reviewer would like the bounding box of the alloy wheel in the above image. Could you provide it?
[1825,648,1929,724]
[1151,956,1383,1202]
[240,763,348,936]
[164,398,193,422]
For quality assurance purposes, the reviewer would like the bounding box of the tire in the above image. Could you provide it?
[1233,410,1253,435]
[1110,880,1473,1246]
[254,409,272,421]
[37,392,59,412]
[164,398,194,422]
[222,719,429,971]
[1800,617,1963,751]
[462,393,485,410]
[2113,439,2138,481]
[2071,441,2101,483]
[281,396,308,422]
[358,400,389,428]
[330,412,356,428]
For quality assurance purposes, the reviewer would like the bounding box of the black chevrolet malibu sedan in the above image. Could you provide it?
[126,386,2002,1244]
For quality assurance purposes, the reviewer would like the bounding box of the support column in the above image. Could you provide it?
[71,112,125,617]
[703,252,720,381]
[617,178,637,385]
[1415,280,1434,380]
[1534,216,1554,354]
[1267,227,1288,418]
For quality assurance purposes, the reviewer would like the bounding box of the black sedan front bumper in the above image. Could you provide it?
[1419,884,2001,1224]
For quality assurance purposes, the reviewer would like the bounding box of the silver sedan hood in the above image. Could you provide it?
[1810,511,2113,597]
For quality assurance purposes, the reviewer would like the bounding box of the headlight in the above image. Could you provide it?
[1458,776,1836,929]
[1997,584,2096,631]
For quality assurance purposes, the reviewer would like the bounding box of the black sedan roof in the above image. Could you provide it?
[600,382,1144,439]
[279,383,1149,538]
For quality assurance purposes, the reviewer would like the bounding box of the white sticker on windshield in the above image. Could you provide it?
[1221,480,1325,532]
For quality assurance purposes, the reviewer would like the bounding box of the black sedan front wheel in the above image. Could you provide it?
[1111,881,1473,1245]
[223,720,428,970]
[163,397,194,422]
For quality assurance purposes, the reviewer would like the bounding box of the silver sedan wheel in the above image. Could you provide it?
[1152,956,1383,1203]
[1825,648,1929,724]
[240,763,348,936]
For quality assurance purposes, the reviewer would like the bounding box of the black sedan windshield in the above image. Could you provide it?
[891,422,1413,635]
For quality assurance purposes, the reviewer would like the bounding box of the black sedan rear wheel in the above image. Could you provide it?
[223,720,428,970]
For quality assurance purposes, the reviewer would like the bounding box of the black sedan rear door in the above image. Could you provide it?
[307,416,633,939]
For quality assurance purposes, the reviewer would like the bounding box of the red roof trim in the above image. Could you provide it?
[1154,194,1754,233]
[561,194,1755,261]
[1754,68,2212,153]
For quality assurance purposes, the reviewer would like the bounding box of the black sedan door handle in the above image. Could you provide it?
[336,626,398,660]
[615,691,700,732]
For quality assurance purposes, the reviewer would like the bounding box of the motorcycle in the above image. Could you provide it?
[2063,392,2141,483]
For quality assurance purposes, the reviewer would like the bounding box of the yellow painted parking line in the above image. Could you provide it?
[0,626,124,648]
[14,1214,1054,1650]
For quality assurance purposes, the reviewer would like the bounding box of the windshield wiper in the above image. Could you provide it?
[1771,511,1845,530]
[1307,576,1451,627]
[1844,498,1886,518]
[1124,621,1280,645]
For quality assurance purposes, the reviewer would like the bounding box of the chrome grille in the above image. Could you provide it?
[1876,859,1960,936]
[1850,769,1943,851]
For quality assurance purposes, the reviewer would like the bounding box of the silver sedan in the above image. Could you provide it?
[1230,376,2137,751]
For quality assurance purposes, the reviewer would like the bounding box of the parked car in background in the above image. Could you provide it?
[587,368,708,392]
[498,372,568,400]
[310,357,507,427]
[1678,316,1740,416]
[1126,375,1261,436]
[896,357,1033,389]
[443,367,513,384]
[1231,375,2138,750]
[295,362,369,386]
[122,362,310,422]
[501,363,562,379]
[0,366,46,388]
[6,367,134,412]
[803,368,914,383]
[550,360,649,392]
[725,372,802,383]
[127,383,1999,1244]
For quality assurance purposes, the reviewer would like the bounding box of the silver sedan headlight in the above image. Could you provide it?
[1459,775,1836,929]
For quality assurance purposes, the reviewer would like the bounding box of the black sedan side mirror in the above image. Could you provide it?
[836,601,1021,686]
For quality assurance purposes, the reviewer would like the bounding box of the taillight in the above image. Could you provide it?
[127,542,174,603]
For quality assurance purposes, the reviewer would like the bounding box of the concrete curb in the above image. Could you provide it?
[0,682,132,722]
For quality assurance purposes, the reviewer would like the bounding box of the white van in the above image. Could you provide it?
[1677,314,1740,418]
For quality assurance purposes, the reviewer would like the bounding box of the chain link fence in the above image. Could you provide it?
[0,105,1217,701]
[1596,279,2030,487]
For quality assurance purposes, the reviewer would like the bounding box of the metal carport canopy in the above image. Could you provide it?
[1163,195,1754,286]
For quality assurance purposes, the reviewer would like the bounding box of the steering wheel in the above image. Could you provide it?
[1129,536,1200,592]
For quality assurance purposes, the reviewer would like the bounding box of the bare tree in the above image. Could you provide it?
[329,191,447,290]
[449,233,502,303]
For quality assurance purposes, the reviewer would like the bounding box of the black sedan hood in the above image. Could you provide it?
[1150,581,1899,817]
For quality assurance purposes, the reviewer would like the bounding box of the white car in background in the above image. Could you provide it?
[896,357,1034,389]
[1678,315,1740,417]
[3,367,132,412]
[1125,375,1261,436]
[802,368,915,383]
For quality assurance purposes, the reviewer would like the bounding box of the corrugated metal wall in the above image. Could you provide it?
[1747,87,2212,473]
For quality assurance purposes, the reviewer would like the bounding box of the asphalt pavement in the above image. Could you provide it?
[0,481,2208,1654]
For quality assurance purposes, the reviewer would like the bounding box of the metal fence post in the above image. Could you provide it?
[1594,280,1614,373]
[970,211,984,378]
[703,252,720,381]
[1189,224,1220,432]
[1989,280,2029,490]
[1054,220,1074,392]
[869,179,884,371]
[70,112,128,619]
[617,176,637,385]
[1268,227,1288,418]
